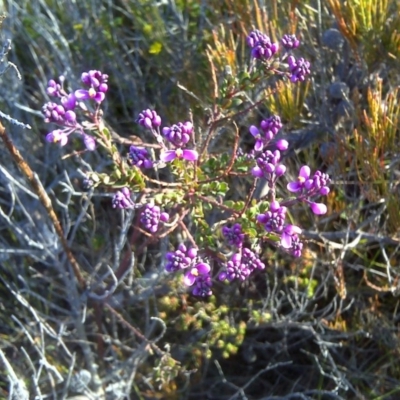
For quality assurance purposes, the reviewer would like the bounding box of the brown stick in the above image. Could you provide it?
[0,121,86,289]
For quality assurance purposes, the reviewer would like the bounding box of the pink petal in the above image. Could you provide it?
[254,139,263,152]
[160,150,177,162]
[276,139,289,151]
[251,166,263,178]
[275,164,286,177]
[287,182,301,192]
[182,149,198,161]
[94,92,105,103]
[195,262,211,275]
[83,134,96,151]
[281,232,292,248]
[284,224,302,235]
[299,165,311,179]
[74,89,90,100]
[249,125,259,137]
[310,202,327,215]
[183,272,196,286]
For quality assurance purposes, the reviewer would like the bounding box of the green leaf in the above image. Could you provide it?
[244,227,257,238]
[224,200,235,209]
[227,201,244,211]
[102,127,111,140]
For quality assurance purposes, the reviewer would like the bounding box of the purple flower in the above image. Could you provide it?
[165,244,197,273]
[81,70,109,91]
[222,223,245,248]
[183,262,211,286]
[83,134,96,151]
[247,30,279,60]
[160,148,198,162]
[250,115,283,151]
[275,139,289,151]
[162,122,193,148]
[219,253,251,282]
[288,56,311,83]
[192,274,213,297]
[42,102,67,124]
[46,129,69,146]
[75,88,105,103]
[310,202,327,215]
[46,79,62,97]
[246,30,264,48]
[282,232,303,257]
[45,128,95,151]
[61,93,77,111]
[275,164,287,177]
[64,110,77,124]
[42,102,77,128]
[310,171,331,195]
[140,204,169,233]
[251,149,285,180]
[241,248,265,272]
[137,109,162,129]
[75,70,108,103]
[257,200,287,233]
[112,187,135,209]
[249,125,264,151]
[46,76,68,98]
[281,224,302,249]
[287,165,311,192]
[128,146,154,168]
[260,115,283,137]
[287,166,331,197]
[281,34,300,50]
[287,166,330,214]
[46,76,77,112]
[43,74,101,151]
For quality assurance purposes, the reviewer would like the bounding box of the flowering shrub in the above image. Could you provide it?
[42,31,328,298]
[3,1,400,397]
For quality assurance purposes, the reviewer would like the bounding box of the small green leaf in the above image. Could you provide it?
[102,127,111,140]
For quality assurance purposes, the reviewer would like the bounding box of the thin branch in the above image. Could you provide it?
[0,121,86,289]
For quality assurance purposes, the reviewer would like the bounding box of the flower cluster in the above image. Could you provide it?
[218,248,265,282]
[257,201,287,233]
[140,204,169,233]
[256,202,304,256]
[281,225,303,257]
[128,146,154,169]
[165,244,212,296]
[251,149,286,187]
[248,116,331,255]
[249,115,285,152]
[247,30,310,83]
[75,70,109,103]
[160,121,198,162]
[112,187,135,209]
[281,34,300,50]
[288,56,311,83]
[133,109,198,163]
[136,108,162,130]
[222,223,245,248]
[42,70,109,150]
[287,166,331,215]
[247,30,279,60]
